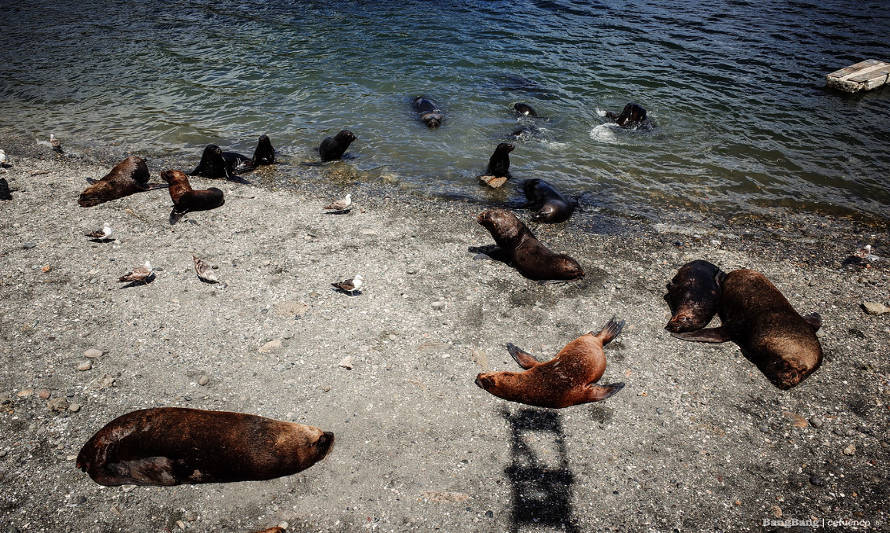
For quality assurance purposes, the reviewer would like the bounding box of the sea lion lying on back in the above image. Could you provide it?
[475,317,625,408]
[413,97,444,128]
[78,156,167,207]
[672,269,823,389]
[663,260,723,333]
[76,407,334,486]
[605,102,652,129]
[476,208,584,281]
[191,135,276,179]
[161,169,224,224]
[522,178,577,223]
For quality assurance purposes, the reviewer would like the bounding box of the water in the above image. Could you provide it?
[2,0,888,222]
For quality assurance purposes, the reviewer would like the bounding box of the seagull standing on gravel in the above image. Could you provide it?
[50,134,63,153]
[324,193,352,212]
[118,261,154,283]
[332,274,363,295]
[86,222,113,241]
[0,149,9,168]
[192,255,219,284]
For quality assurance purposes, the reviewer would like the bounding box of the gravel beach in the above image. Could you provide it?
[1,142,888,532]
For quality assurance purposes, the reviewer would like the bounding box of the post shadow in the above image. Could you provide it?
[502,407,579,533]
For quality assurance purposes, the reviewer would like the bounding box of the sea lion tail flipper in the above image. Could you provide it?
[505,343,544,369]
[803,312,822,331]
[584,382,624,402]
[144,182,170,190]
[670,326,730,343]
[595,317,625,346]
[85,177,98,185]
[169,208,186,225]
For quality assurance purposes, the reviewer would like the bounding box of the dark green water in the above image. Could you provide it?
[1,0,888,221]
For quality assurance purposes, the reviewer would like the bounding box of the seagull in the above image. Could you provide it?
[85,222,113,241]
[118,261,154,283]
[856,244,879,262]
[50,134,63,153]
[332,274,363,295]
[323,193,352,212]
[0,149,9,168]
[193,255,219,284]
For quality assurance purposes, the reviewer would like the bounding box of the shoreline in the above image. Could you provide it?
[1,144,888,532]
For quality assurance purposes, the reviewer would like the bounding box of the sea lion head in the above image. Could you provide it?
[474,372,500,393]
[664,260,722,333]
[616,102,647,126]
[421,113,443,128]
[477,208,522,241]
[495,142,514,155]
[513,102,537,117]
[335,130,356,144]
[193,144,227,177]
[160,169,183,184]
[531,203,557,222]
[253,134,275,165]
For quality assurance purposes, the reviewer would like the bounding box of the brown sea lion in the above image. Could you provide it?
[412,97,444,128]
[476,208,583,281]
[319,130,357,162]
[161,169,224,224]
[664,260,723,333]
[76,407,334,486]
[78,156,167,207]
[672,269,823,389]
[521,178,577,223]
[475,318,625,408]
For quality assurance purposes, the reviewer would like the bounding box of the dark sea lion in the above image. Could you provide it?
[251,134,276,166]
[190,144,251,179]
[476,208,584,281]
[0,177,11,200]
[475,318,625,408]
[486,143,514,178]
[161,169,224,224]
[76,407,334,486]
[672,269,824,389]
[412,97,444,128]
[522,178,577,223]
[78,156,167,207]
[318,130,357,162]
[605,102,651,129]
[663,260,723,333]
[513,102,538,117]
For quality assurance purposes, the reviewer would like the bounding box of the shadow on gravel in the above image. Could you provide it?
[502,407,579,533]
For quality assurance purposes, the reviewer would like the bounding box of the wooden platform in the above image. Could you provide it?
[826,60,890,93]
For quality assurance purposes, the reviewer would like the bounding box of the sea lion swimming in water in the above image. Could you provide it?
[412,97,444,128]
[76,407,334,486]
[513,102,538,117]
[476,208,584,281]
[318,130,357,162]
[190,135,276,179]
[161,169,225,224]
[672,269,823,389]
[78,156,167,207]
[475,317,626,408]
[663,260,723,333]
[605,102,652,129]
[521,178,577,223]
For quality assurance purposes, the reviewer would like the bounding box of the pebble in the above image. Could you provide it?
[810,416,824,428]
[810,475,825,486]
[22,242,36,249]
[843,444,856,456]
[861,301,890,315]
[198,375,210,386]
[68,403,82,413]
[84,348,103,359]
[16,389,33,398]
[339,356,354,370]
[95,374,115,389]
[47,397,69,412]
[77,360,92,371]
[485,511,494,518]
[431,301,446,310]
[258,339,283,353]
[37,389,50,400]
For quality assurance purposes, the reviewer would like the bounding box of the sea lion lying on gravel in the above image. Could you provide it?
[78,156,167,207]
[664,260,723,333]
[191,135,275,179]
[161,169,224,224]
[522,178,577,223]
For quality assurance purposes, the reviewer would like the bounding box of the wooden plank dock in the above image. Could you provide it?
[826,59,890,93]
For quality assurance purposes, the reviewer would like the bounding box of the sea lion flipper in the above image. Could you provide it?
[583,382,624,403]
[594,317,625,346]
[144,182,170,190]
[86,177,98,185]
[169,208,186,225]
[506,343,544,369]
[803,313,822,331]
[670,326,730,343]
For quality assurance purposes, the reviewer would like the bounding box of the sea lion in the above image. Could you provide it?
[76,407,334,486]
[663,260,723,333]
[190,145,247,179]
[412,97,444,128]
[476,208,583,281]
[475,318,625,408]
[486,143,514,178]
[161,169,224,224]
[672,269,824,389]
[318,130,357,162]
[522,179,576,223]
[513,102,538,117]
[0,177,11,200]
[605,102,651,129]
[252,134,276,166]
[78,156,166,207]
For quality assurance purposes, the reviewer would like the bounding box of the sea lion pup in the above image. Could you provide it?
[476,208,584,281]
[486,142,514,178]
[672,269,824,389]
[412,96,444,128]
[161,169,224,224]
[78,156,166,207]
[251,134,276,166]
[76,407,334,486]
[513,102,538,117]
[190,144,253,179]
[318,130,357,162]
[663,260,723,333]
[522,178,577,223]
[475,318,626,408]
[605,102,651,129]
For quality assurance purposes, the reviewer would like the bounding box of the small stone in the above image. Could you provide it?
[22,242,36,249]
[322,385,331,392]
[810,475,825,486]
[185,512,197,522]
[258,339,282,353]
[339,356,353,370]
[198,375,210,386]
[759,424,770,433]
[278,522,289,530]
[176,520,186,530]
[810,416,824,428]
[783,411,808,428]
[274,301,309,318]
[843,444,856,456]
[77,360,92,371]
[862,301,890,315]
[95,374,115,389]
[47,397,69,412]
[431,301,446,310]
[37,389,51,400]
[771,505,782,518]
[68,403,82,413]
[485,510,494,518]
[17,389,33,398]
[84,348,103,359]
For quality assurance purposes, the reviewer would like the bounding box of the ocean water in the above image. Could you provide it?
[1,0,888,222]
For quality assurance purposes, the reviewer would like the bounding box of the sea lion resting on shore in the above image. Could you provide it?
[78,156,167,207]
[664,260,723,333]
[605,102,652,129]
[522,178,577,223]
[76,407,334,486]
[672,269,823,389]
[475,317,625,408]
[413,97,444,128]
[161,169,224,224]
[190,134,276,179]
[476,208,583,281]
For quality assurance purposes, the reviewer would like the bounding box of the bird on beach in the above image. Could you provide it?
[85,223,113,241]
[332,274,363,295]
[323,193,352,212]
[118,261,154,284]
[0,149,9,168]
[192,255,220,284]
[50,134,63,154]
